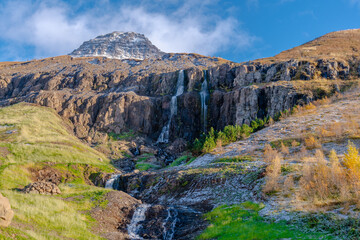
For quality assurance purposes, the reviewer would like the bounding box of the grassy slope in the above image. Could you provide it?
[0,103,115,239]
[198,202,332,240]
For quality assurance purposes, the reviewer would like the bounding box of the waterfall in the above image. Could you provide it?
[157,70,185,143]
[128,204,151,240]
[162,207,178,240]
[105,174,121,189]
[200,70,209,133]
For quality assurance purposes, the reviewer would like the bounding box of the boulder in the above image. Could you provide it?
[0,193,14,227]
[23,181,61,195]
[166,138,188,154]
[139,145,157,155]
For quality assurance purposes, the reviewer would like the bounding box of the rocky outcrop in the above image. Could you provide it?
[90,191,141,240]
[23,182,61,195]
[0,193,14,227]
[29,167,62,185]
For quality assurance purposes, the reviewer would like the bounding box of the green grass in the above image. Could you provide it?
[108,130,135,141]
[169,155,193,167]
[0,103,109,165]
[0,103,116,239]
[214,155,253,163]
[135,163,160,171]
[185,157,197,165]
[0,188,108,240]
[197,202,333,240]
[0,103,114,190]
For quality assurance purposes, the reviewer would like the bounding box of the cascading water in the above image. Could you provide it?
[200,70,209,133]
[105,173,121,189]
[157,70,185,143]
[127,204,151,240]
[162,207,178,240]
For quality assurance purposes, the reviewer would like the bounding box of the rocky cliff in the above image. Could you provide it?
[0,30,360,146]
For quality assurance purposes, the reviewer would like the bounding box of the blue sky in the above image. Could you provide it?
[0,0,359,62]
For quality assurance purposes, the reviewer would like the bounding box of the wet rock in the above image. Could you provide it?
[112,158,135,173]
[166,138,188,155]
[139,145,157,155]
[22,181,61,195]
[129,204,206,240]
[91,191,141,240]
[0,193,14,227]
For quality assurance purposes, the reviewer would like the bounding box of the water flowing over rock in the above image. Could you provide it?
[125,203,204,240]
[128,204,151,240]
[91,191,141,240]
[105,174,122,189]
[200,71,209,133]
[157,70,185,143]
[162,207,178,240]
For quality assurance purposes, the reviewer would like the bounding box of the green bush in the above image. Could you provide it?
[191,108,297,155]
[191,123,255,154]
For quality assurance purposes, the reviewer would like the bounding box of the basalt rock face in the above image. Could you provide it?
[0,40,359,143]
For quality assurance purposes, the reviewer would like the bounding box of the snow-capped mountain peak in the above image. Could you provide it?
[70,31,165,60]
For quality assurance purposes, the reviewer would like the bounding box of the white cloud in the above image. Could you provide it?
[0,0,255,60]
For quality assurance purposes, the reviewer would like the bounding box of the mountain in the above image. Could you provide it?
[70,31,165,60]
[2,29,360,239]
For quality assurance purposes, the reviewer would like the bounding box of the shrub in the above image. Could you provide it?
[304,136,321,149]
[263,144,278,163]
[291,140,300,147]
[202,135,216,153]
[304,102,317,111]
[263,154,282,194]
[344,141,360,180]
[284,175,295,195]
[281,142,290,155]
[298,147,356,202]
[191,124,254,154]
[192,138,203,154]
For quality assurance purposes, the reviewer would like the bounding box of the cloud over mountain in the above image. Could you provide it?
[0,0,254,60]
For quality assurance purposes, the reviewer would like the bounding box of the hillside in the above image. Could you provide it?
[0,103,141,239]
[268,29,360,61]
[2,29,360,239]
